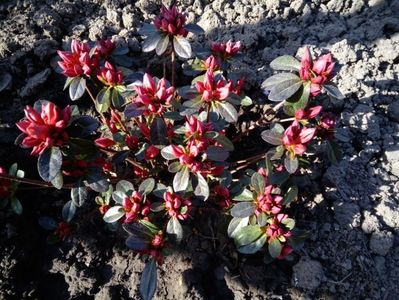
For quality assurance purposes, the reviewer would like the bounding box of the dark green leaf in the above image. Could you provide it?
[185,23,205,34]
[155,34,170,56]
[116,180,134,194]
[69,77,86,101]
[126,236,150,251]
[231,202,256,218]
[215,101,237,123]
[161,145,177,160]
[139,220,160,234]
[193,173,209,201]
[227,217,249,238]
[138,23,157,35]
[282,218,296,230]
[70,116,99,136]
[124,103,146,118]
[111,88,125,108]
[283,185,298,205]
[85,171,109,192]
[324,83,344,99]
[326,140,341,163]
[123,222,154,238]
[234,225,263,247]
[150,117,168,146]
[113,45,129,56]
[262,73,300,90]
[50,172,63,189]
[173,36,192,59]
[261,130,283,145]
[139,178,155,195]
[112,190,126,204]
[62,200,76,222]
[142,32,163,52]
[0,72,12,92]
[268,77,302,102]
[251,172,265,195]
[214,134,234,151]
[166,217,184,243]
[268,238,282,258]
[238,234,267,254]
[8,163,18,176]
[103,206,125,223]
[173,167,189,192]
[38,147,62,182]
[140,259,158,300]
[153,183,167,198]
[270,55,300,71]
[206,146,229,162]
[289,229,308,250]
[95,88,111,113]
[270,171,290,185]
[71,181,88,207]
[284,155,298,174]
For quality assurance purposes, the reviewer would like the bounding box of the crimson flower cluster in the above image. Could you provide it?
[299,48,335,97]
[154,5,188,37]
[195,70,231,103]
[16,102,71,155]
[163,191,192,221]
[123,191,151,223]
[211,40,241,60]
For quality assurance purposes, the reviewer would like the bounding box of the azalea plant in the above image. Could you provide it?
[0,4,344,300]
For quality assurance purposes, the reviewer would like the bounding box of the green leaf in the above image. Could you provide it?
[268,238,282,258]
[193,173,209,201]
[173,36,192,59]
[123,221,154,238]
[168,161,182,173]
[11,198,22,215]
[69,77,86,101]
[262,73,300,90]
[140,259,158,300]
[270,55,300,71]
[153,183,167,198]
[150,117,168,146]
[8,163,18,176]
[234,225,263,247]
[185,23,205,34]
[206,146,229,162]
[71,181,88,207]
[62,200,76,222]
[140,220,161,235]
[173,167,189,192]
[166,217,184,243]
[232,189,253,201]
[265,152,274,177]
[155,34,170,56]
[282,218,296,230]
[240,95,253,106]
[257,212,268,227]
[283,185,298,205]
[238,234,267,254]
[231,202,256,218]
[284,155,298,174]
[139,178,156,195]
[70,116,99,137]
[289,229,308,250]
[215,101,237,123]
[142,32,163,52]
[270,171,290,185]
[124,103,147,118]
[214,134,234,151]
[103,206,125,223]
[227,217,249,238]
[38,147,62,182]
[95,87,111,113]
[324,83,344,99]
[251,172,265,195]
[261,130,283,145]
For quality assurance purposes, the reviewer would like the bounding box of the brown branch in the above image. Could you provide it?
[0,173,74,189]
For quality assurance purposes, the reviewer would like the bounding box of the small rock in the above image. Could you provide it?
[106,8,120,25]
[122,8,135,29]
[376,198,399,228]
[361,211,381,234]
[33,39,58,59]
[388,101,399,122]
[369,230,393,256]
[292,258,324,290]
[19,68,51,98]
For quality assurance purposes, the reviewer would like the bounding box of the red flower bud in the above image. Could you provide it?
[95,137,115,148]
[144,145,160,161]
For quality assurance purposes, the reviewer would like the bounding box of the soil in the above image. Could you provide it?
[1,0,399,299]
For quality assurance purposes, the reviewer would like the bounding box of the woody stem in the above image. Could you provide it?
[85,86,105,121]
[0,173,73,189]
[230,152,266,174]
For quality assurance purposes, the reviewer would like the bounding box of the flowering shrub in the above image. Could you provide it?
[4,4,344,300]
